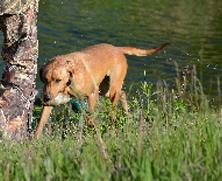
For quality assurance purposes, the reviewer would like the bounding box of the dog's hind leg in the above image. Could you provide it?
[110,90,121,106]
[108,73,127,110]
[120,90,128,113]
[110,90,128,113]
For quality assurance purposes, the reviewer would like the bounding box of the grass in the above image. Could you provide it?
[1,67,222,180]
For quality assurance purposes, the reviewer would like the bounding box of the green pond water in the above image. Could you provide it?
[0,0,222,99]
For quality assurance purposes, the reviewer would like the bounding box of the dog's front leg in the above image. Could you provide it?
[34,106,53,138]
[86,92,98,127]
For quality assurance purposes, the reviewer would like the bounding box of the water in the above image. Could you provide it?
[0,0,222,99]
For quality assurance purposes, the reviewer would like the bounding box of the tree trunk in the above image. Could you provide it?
[0,0,38,140]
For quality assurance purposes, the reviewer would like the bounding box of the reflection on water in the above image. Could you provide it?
[0,0,221,99]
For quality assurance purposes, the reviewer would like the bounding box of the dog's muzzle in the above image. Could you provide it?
[43,93,71,106]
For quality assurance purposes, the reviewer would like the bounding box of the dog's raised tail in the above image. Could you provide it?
[119,43,169,56]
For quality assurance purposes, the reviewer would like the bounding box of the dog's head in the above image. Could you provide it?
[40,57,73,106]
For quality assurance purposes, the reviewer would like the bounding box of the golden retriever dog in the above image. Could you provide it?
[34,43,168,138]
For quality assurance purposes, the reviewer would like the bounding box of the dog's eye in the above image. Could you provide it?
[55,79,61,83]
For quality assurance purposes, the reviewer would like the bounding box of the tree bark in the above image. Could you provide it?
[0,0,38,139]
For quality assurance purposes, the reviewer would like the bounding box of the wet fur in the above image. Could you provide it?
[34,43,168,138]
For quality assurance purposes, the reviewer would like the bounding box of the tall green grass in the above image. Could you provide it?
[1,67,222,180]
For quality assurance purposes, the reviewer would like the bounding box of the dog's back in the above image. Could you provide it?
[36,43,168,138]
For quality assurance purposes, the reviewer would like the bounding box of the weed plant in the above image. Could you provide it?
[0,66,222,180]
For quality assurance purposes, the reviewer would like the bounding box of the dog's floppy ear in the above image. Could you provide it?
[67,70,81,98]
[66,71,73,86]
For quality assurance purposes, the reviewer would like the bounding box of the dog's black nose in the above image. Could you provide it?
[43,94,51,102]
